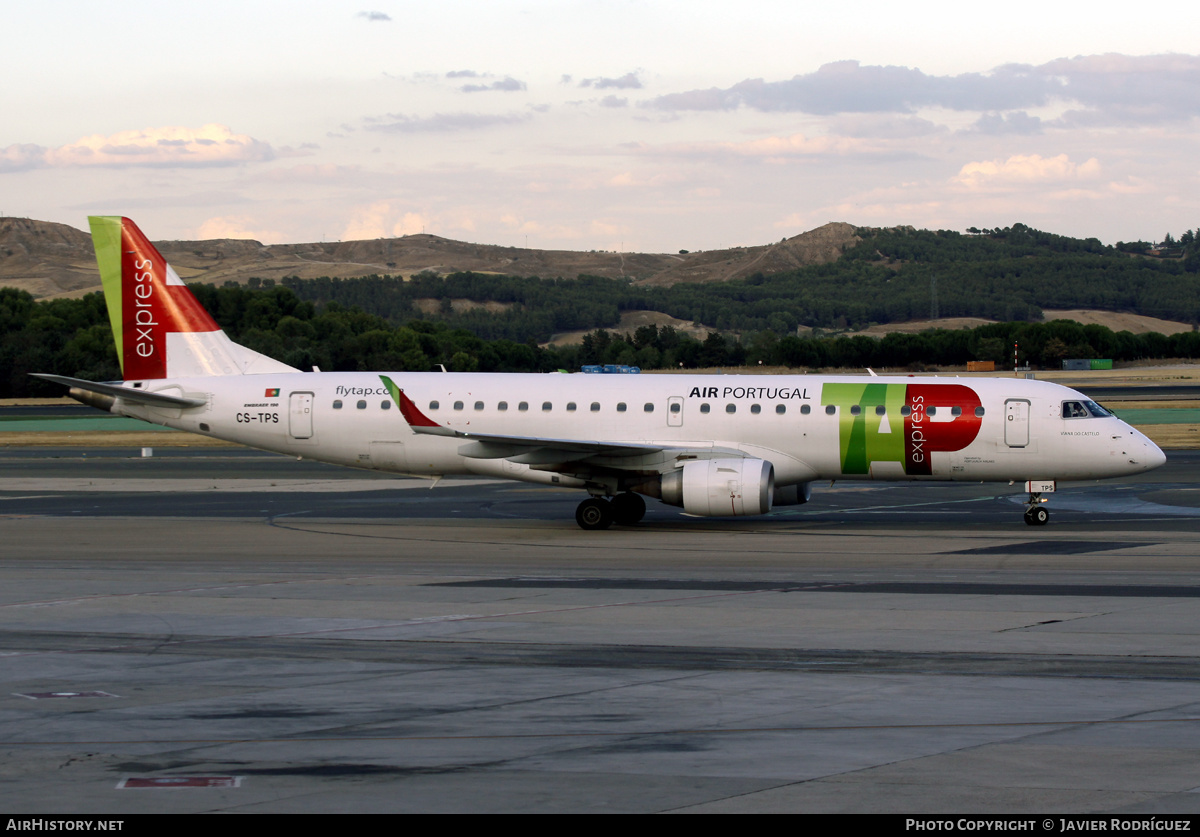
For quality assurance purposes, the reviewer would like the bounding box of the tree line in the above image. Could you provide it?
[7,220,1200,397]
[263,222,1200,342]
[5,283,1200,399]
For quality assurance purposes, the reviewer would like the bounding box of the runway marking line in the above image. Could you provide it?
[0,585,814,658]
[6,715,1200,748]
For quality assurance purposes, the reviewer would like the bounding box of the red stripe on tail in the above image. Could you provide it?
[119,218,220,379]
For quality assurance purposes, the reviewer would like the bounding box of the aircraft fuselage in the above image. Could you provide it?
[111,371,1164,489]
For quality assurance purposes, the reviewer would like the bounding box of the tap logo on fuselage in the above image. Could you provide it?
[821,383,982,475]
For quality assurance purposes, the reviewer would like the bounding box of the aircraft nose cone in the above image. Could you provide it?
[1146,439,1167,471]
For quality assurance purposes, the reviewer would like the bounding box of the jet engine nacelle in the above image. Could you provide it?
[660,458,774,517]
[773,481,812,506]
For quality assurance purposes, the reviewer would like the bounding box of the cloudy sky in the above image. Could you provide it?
[3,1,1199,252]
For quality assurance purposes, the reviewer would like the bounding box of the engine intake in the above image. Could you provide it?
[660,458,774,517]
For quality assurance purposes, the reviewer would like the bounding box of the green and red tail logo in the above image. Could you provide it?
[89,216,221,380]
[380,375,441,428]
[821,382,983,475]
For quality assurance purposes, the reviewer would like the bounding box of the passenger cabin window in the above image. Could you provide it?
[590,402,600,412]
[670,403,681,414]
[498,401,508,411]
[429,401,439,410]
[825,405,836,415]
[850,405,861,416]
[356,400,367,410]
[800,404,810,415]
[453,401,464,411]
[726,404,736,414]
[333,400,343,409]
[777,404,787,415]
[900,406,911,416]
[975,406,986,417]
[542,402,552,411]
[567,402,577,412]
[643,403,654,412]
[875,405,886,416]
[474,401,483,410]
[750,404,761,414]
[699,403,711,414]
[927,406,938,416]
[950,406,962,416]
[518,402,529,411]
[381,400,391,410]
[617,403,627,412]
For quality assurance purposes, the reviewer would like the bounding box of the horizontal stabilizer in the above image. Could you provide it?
[30,374,207,409]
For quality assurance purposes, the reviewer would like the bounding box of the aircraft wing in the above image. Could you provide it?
[385,377,743,468]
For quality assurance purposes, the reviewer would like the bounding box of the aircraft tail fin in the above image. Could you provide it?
[88,216,299,380]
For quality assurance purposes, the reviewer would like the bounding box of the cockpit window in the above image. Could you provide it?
[1062,400,1112,418]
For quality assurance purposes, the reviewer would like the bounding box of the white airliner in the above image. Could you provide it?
[35,217,1166,529]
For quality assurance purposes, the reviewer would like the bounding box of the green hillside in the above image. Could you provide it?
[277,223,1200,341]
[6,222,1200,398]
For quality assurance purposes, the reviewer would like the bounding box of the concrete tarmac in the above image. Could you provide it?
[2,448,1200,813]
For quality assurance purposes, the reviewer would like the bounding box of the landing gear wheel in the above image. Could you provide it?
[610,492,646,526]
[1024,506,1049,526]
[576,497,614,530]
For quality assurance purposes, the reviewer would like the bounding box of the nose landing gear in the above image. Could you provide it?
[1021,480,1054,525]
[1023,502,1049,526]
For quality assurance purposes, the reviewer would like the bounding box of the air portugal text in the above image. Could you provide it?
[688,386,810,400]
[822,382,983,476]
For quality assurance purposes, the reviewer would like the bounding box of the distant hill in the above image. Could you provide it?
[8,218,1200,400]
[0,218,97,297]
[7,217,1198,341]
[0,217,859,299]
[637,222,859,286]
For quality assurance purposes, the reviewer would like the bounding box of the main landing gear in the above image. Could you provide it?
[575,492,647,530]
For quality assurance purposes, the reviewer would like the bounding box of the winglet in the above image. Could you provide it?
[380,375,457,435]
